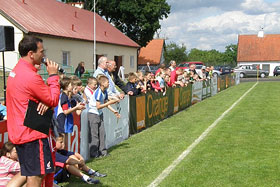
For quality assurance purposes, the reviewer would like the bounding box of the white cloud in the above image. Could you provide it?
[160,0,280,52]
[241,0,275,14]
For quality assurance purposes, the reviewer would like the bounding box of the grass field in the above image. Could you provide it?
[62,82,280,187]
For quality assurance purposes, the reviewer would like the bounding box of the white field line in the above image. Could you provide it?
[148,82,258,187]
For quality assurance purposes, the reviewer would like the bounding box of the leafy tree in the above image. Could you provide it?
[223,44,237,67]
[187,45,237,67]
[62,0,170,47]
[164,42,188,66]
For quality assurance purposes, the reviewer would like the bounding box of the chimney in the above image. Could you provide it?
[72,24,75,31]
[258,28,264,38]
[74,11,77,18]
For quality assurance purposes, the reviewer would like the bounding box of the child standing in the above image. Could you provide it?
[55,77,85,148]
[70,75,85,106]
[125,73,141,96]
[0,142,26,187]
[88,75,120,158]
[54,134,105,184]
[84,77,98,104]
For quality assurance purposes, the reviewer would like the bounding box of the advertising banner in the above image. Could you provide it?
[145,89,171,128]
[129,95,138,134]
[0,120,8,148]
[226,74,230,88]
[179,84,192,111]
[211,76,218,96]
[103,96,130,149]
[67,113,81,153]
[235,73,240,85]
[173,88,179,113]
[220,76,226,91]
[192,81,203,104]
[202,80,211,100]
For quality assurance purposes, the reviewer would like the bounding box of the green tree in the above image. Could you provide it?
[187,48,207,63]
[223,44,237,67]
[187,47,237,67]
[164,43,188,66]
[63,0,170,47]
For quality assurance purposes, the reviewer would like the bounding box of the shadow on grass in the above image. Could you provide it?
[62,181,111,187]
[108,142,130,152]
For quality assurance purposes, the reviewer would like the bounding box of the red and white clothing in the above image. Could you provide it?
[6,59,60,144]
[0,156,20,187]
[84,85,95,103]
[169,70,178,86]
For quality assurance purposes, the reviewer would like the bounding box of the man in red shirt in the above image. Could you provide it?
[6,36,60,187]
[169,68,184,87]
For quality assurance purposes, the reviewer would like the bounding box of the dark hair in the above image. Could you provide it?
[128,72,137,82]
[69,75,82,86]
[159,63,166,69]
[78,61,85,66]
[59,76,71,90]
[18,36,43,57]
[87,77,98,85]
[0,142,15,157]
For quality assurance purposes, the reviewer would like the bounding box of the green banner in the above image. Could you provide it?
[145,88,174,128]
[129,75,238,135]
[179,84,192,110]
[129,85,193,134]
[129,95,138,135]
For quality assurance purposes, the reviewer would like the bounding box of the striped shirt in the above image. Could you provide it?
[0,156,20,187]
[88,87,108,115]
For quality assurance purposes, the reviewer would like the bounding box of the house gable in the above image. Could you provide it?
[0,0,139,48]
[138,39,165,66]
[237,34,280,62]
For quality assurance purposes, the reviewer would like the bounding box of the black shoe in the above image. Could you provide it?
[90,151,100,158]
[100,153,110,157]
[93,171,107,177]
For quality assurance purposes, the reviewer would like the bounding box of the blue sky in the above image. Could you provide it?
[159,0,280,52]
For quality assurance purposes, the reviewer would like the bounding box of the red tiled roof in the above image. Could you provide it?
[0,0,139,48]
[237,34,280,62]
[138,39,165,65]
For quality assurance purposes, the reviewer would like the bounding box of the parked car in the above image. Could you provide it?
[138,65,159,74]
[273,66,280,76]
[214,65,233,75]
[184,65,221,77]
[212,69,221,77]
[177,61,204,70]
[233,65,269,78]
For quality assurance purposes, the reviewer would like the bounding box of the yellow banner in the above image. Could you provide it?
[136,96,146,130]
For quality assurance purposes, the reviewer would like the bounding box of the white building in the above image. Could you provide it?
[237,33,280,76]
[0,0,139,73]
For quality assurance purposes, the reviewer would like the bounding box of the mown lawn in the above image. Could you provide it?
[60,82,279,187]
[160,82,280,187]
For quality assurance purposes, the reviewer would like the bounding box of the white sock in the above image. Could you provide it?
[82,174,90,181]
[88,169,95,175]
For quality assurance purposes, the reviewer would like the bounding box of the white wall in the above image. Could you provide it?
[1,15,138,74]
[96,43,138,73]
[39,36,93,71]
[40,36,138,73]
[0,14,24,70]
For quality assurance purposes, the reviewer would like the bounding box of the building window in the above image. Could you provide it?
[130,56,134,68]
[62,51,70,66]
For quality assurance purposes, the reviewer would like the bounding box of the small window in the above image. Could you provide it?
[62,51,70,66]
[130,56,134,68]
